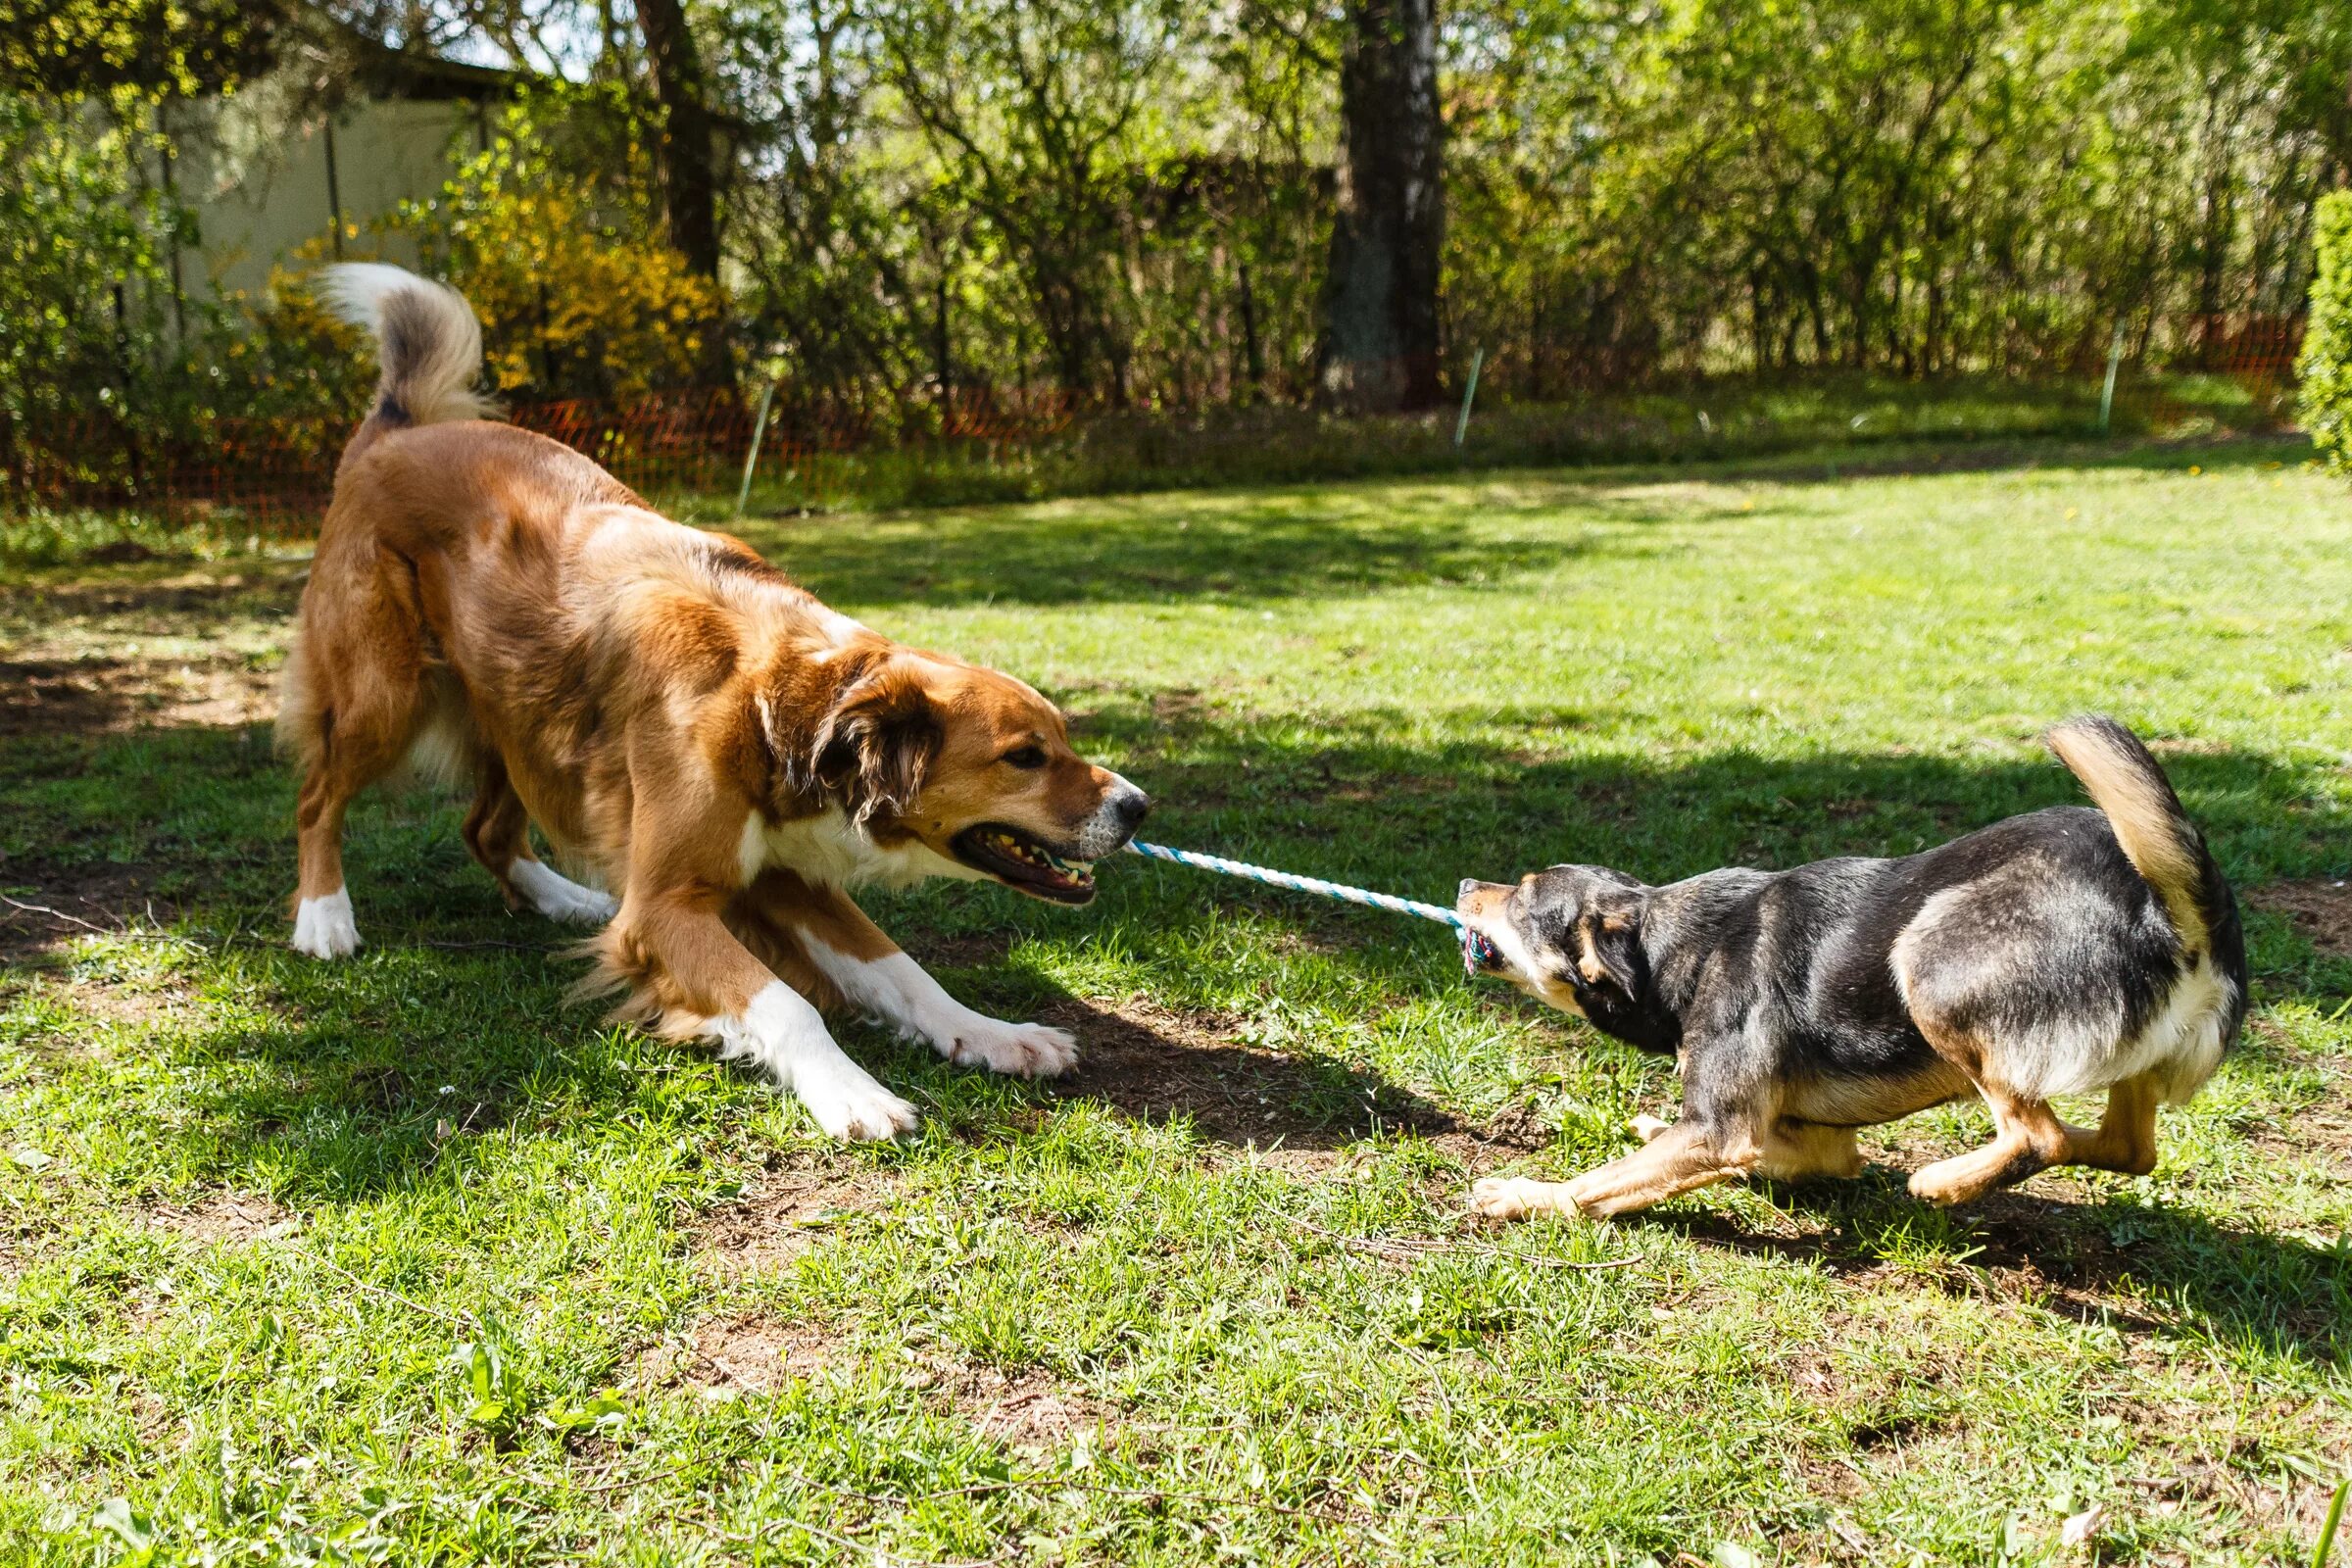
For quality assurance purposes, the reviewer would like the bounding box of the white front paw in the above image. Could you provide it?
[940,1018,1077,1079]
[292,890,361,959]
[796,1061,921,1142]
[509,859,618,925]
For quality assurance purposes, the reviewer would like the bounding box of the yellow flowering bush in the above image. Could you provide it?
[392,100,729,401]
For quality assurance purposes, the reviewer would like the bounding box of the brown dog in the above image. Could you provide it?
[280,265,1147,1140]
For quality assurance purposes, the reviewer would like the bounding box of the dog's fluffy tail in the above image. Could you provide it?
[317,264,494,464]
[2045,715,2214,952]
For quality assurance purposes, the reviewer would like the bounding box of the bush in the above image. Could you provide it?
[393,91,729,402]
[2297,190,2352,471]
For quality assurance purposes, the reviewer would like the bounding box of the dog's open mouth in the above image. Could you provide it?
[953,823,1097,904]
[1462,926,1501,978]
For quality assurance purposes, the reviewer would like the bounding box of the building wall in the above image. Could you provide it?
[171,94,488,302]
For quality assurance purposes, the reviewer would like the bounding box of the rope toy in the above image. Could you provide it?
[1125,840,1499,976]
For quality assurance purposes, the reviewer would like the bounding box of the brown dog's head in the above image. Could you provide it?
[1456,865,1649,1020]
[783,649,1147,905]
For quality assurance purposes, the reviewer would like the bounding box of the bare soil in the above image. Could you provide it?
[147,1191,302,1245]
[0,655,276,737]
[0,858,175,960]
[1041,990,1463,1151]
[2246,879,2352,958]
[686,1166,902,1278]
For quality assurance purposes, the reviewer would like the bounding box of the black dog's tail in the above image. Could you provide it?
[316,263,494,469]
[2045,715,2215,952]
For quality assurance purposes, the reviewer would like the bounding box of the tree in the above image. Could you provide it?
[1319,0,1445,411]
[877,0,1192,405]
[630,0,721,279]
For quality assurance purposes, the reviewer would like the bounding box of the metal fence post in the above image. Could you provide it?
[1453,348,1485,448]
[734,380,777,516]
[2097,319,2127,436]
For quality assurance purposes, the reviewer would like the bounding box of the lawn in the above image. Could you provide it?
[2,434,2348,1565]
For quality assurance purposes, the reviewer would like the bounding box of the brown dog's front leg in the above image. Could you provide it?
[602,885,920,1142]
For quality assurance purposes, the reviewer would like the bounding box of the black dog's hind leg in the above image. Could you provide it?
[1907,1077,2077,1205]
[1757,1119,1865,1182]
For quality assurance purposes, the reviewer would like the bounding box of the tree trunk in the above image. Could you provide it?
[1318,0,1445,412]
[2193,84,2232,360]
[635,0,721,279]
[1236,257,1264,401]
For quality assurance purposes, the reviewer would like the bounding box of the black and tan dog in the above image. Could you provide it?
[1456,717,2245,1219]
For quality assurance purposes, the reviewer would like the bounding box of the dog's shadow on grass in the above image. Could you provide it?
[1030,992,1464,1151]
[1647,1172,2352,1366]
[166,930,1464,1204]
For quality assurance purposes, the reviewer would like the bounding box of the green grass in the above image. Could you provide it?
[2,433,2349,1564]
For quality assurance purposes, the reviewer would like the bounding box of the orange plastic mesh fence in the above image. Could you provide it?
[0,322,2303,534]
[2,384,1086,535]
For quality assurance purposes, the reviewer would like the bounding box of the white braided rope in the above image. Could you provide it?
[1127,840,1465,929]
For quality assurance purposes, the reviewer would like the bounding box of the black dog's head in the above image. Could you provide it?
[1456,865,1652,1029]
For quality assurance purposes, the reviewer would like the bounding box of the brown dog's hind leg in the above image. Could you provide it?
[464,756,616,925]
[1472,1118,1764,1221]
[463,758,533,907]
[287,617,430,956]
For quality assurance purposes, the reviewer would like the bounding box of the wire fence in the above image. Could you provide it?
[0,319,2305,536]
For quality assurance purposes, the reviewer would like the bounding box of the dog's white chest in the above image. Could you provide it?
[736,808,971,890]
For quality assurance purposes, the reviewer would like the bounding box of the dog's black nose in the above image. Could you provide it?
[1114,787,1150,828]
[1458,877,1479,899]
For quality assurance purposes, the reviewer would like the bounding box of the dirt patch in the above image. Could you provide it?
[1151,687,1206,724]
[686,1167,900,1277]
[147,1191,301,1245]
[2246,879,2352,957]
[1042,991,1462,1151]
[899,930,1013,970]
[901,1356,1114,1449]
[0,565,304,628]
[1330,774,1461,802]
[1248,1146,1348,1176]
[0,655,276,737]
[0,859,176,960]
[638,1312,835,1396]
[960,1367,1112,1448]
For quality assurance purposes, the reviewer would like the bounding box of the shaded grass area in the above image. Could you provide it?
[730,370,2278,514]
[1,434,2349,1564]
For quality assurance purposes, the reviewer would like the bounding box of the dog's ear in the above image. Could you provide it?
[808,662,944,826]
[1573,895,1645,1004]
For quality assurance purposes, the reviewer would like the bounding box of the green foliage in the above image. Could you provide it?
[0,0,286,97]
[2299,191,2352,472]
[5,0,2351,447]
[0,91,175,431]
[392,91,729,401]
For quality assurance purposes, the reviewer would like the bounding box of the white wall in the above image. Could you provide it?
[170,93,488,302]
